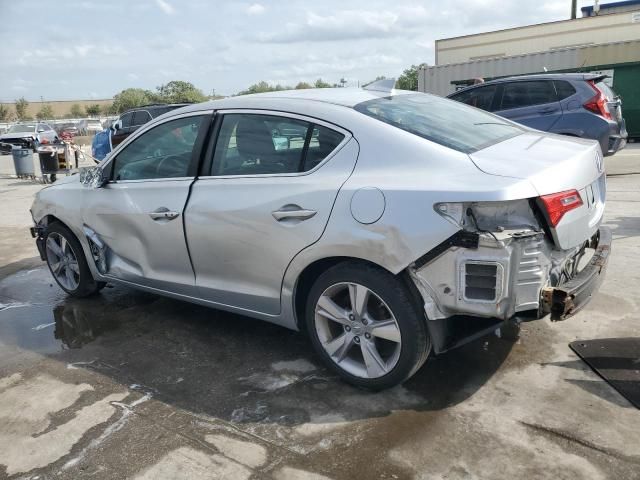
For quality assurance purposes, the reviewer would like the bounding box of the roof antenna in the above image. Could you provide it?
[363,78,396,93]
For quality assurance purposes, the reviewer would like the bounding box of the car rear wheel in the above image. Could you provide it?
[305,262,431,390]
[44,222,105,297]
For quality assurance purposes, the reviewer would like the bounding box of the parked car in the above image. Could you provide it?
[0,122,58,154]
[55,122,79,137]
[110,104,189,148]
[447,73,627,156]
[78,119,103,136]
[30,85,610,390]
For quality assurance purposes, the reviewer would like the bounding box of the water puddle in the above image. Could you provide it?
[0,301,121,353]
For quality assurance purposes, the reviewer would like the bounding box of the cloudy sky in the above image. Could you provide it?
[0,0,595,101]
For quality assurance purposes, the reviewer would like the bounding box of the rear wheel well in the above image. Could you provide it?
[294,257,411,332]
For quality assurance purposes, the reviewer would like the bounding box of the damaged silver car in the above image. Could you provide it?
[30,81,611,389]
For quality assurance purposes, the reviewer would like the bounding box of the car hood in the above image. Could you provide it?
[469,132,602,196]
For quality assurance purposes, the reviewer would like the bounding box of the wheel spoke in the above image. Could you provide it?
[323,333,354,362]
[369,319,401,343]
[67,260,80,274]
[316,295,350,325]
[65,266,76,288]
[46,237,63,258]
[60,236,68,255]
[361,340,387,377]
[348,283,369,319]
[50,260,63,275]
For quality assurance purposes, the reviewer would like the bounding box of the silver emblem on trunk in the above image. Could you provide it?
[595,151,603,173]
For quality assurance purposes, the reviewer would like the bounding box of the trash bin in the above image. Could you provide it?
[12,147,34,177]
[37,145,62,183]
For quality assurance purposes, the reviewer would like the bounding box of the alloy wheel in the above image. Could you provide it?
[314,282,402,379]
[46,232,80,291]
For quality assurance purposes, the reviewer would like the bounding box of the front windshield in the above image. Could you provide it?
[8,124,36,133]
[354,93,524,154]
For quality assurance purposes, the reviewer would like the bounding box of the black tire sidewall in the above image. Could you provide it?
[305,262,430,390]
[44,222,99,297]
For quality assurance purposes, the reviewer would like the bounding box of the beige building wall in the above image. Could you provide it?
[436,10,640,65]
[0,99,113,120]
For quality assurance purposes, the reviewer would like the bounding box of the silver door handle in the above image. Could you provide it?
[272,208,317,221]
[149,208,180,221]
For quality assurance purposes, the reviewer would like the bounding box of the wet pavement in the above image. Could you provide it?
[1,149,640,479]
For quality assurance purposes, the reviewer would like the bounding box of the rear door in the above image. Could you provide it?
[82,112,211,293]
[185,111,357,315]
[494,80,562,131]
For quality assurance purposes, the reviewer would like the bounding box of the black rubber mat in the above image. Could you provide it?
[570,338,640,409]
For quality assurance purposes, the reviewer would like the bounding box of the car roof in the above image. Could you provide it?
[450,73,605,96]
[169,87,417,117]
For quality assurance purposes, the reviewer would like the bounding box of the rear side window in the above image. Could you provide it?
[354,93,523,154]
[499,81,557,110]
[211,114,344,176]
[449,85,498,112]
[554,80,576,100]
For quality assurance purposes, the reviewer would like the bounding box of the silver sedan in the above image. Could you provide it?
[30,82,611,389]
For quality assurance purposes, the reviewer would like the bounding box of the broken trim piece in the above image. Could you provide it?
[541,227,611,321]
[413,230,479,269]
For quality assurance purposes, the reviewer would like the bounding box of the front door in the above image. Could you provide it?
[82,112,210,294]
[185,111,357,315]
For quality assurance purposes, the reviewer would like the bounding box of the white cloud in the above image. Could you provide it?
[246,3,265,15]
[155,0,175,15]
[127,73,140,81]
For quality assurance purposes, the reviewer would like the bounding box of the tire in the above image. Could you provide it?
[44,222,105,297]
[305,261,431,390]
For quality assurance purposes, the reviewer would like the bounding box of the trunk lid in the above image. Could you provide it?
[469,132,605,249]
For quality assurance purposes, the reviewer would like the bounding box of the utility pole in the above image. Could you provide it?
[571,0,577,19]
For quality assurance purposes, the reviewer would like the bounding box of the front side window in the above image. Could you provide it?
[498,81,557,110]
[112,115,205,181]
[119,112,134,128]
[133,110,152,126]
[354,93,523,154]
[211,114,344,176]
[450,85,498,112]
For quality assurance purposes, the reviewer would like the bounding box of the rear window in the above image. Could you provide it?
[354,93,523,154]
[554,80,576,100]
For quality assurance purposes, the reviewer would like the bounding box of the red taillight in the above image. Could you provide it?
[540,190,583,227]
[583,81,612,120]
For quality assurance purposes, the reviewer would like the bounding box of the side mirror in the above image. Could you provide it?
[79,166,108,188]
[112,120,122,131]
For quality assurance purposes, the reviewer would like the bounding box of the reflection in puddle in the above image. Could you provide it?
[0,301,119,353]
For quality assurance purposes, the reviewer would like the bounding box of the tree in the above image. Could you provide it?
[156,80,207,103]
[70,103,84,117]
[295,81,313,90]
[36,104,54,120]
[0,104,10,122]
[236,81,289,96]
[85,104,102,116]
[111,88,156,113]
[396,63,427,91]
[15,97,29,120]
[314,78,332,88]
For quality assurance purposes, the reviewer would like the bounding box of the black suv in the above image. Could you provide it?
[447,73,627,156]
[111,104,189,147]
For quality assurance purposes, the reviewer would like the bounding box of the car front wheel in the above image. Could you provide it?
[306,262,431,390]
[44,222,105,297]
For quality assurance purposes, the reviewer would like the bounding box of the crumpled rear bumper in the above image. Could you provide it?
[541,227,611,321]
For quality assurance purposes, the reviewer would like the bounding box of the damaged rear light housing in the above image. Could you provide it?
[539,189,583,227]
